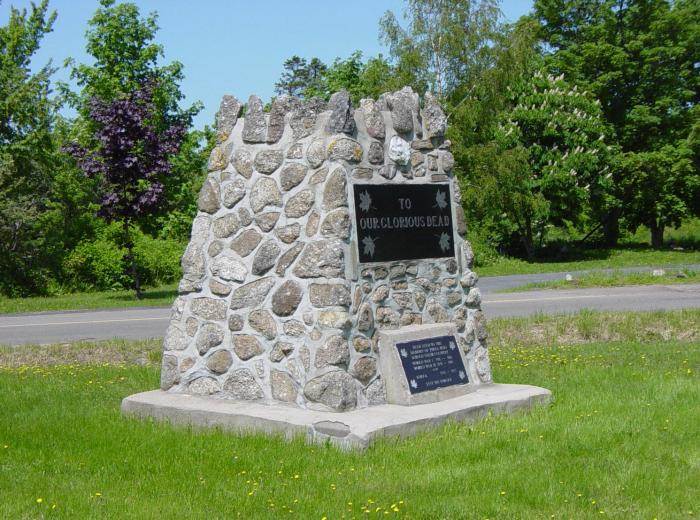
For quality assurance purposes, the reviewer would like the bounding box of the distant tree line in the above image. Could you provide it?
[0,0,697,297]
[0,0,213,297]
[275,0,699,258]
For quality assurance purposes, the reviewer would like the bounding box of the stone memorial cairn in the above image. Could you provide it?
[123,87,549,447]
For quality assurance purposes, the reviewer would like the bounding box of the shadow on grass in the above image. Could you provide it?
[661,236,700,250]
[110,287,179,303]
[518,241,699,265]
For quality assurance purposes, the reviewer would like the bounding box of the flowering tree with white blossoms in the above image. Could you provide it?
[467,69,615,259]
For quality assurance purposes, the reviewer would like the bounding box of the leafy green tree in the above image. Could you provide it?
[65,80,187,298]
[378,2,581,258]
[57,0,205,292]
[533,0,700,245]
[448,17,542,166]
[273,52,404,103]
[380,0,502,100]
[324,51,364,101]
[0,0,58,296]
[323,52,402,103]
[41,115,101,280]
[63,0,191,115]
[63,0,201,221]
[153,126,215,240]
[358,54,406,99]
[619,146,697,248]
[464,69,615,258]
[378,2,547,222]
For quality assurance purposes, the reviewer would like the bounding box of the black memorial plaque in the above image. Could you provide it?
[353,183,455,263]
[396,335,468,394]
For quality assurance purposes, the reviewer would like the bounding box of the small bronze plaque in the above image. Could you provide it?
[396,335,468,394]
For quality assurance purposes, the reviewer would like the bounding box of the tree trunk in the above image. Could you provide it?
[520,216,535,261]
[123,220,142,299]
[602,209,620,247]
[650,222,664,249]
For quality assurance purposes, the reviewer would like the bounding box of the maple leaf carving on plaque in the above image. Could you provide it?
[438,232,451,252]
[362,235,377,258]
[359,190,372,212]
[434,189,447,210]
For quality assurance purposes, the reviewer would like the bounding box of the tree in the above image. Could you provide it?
[275,55,308,97]
[65,80,187,298]
[54,0,205,295]
[448,17,543,167]
[378,1,549,233]
[62,0,200,228]
[619,146,697,248]
[64,0,190,113]
[274,55,327,98]
[380,0,502,100]
[0,0,58,296]
[303,58,328,99]
[533,0,700,245]
[324,52,364,101]
[359,54,406,99]
[464,69,615,258]
[273,52,403,103]
[152,125,215,240]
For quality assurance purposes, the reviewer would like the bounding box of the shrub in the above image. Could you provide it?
[62,233,129,291]
[466,227,503,268]
[133,233,184,286]
[62,224,184,292]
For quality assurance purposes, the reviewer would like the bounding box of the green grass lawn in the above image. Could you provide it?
[1,310,698,518]
[498,268,700,292]
[627,217,700,248]
[477,247,700,277]
[476,218,700,277]
[0,284,177,314]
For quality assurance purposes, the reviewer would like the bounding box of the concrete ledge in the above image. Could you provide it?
[121,383,552,450]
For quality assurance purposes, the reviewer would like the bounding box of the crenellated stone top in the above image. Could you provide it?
[161,87,489,413]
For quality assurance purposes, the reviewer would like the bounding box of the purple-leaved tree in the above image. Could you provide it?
[66,79,187,298]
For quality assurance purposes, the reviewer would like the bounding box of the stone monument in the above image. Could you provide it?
[122,88,550,448]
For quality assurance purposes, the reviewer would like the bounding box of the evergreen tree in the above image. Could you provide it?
[274,55,327,98]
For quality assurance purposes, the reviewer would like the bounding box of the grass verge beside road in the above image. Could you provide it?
[498,268,700,292]
[477,217,700,277]
[0,284,177,314]
[1,310,698,518]
[476,247,700,277]
[2,259,699,315]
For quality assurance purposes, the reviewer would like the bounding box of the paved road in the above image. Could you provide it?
[482,283,700,317]
[1,282,699,346]
[0,307,171,346]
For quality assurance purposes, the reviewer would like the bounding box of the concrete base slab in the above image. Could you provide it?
[121,383,552,450]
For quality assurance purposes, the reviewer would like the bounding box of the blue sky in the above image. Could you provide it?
[1,0,533,128]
